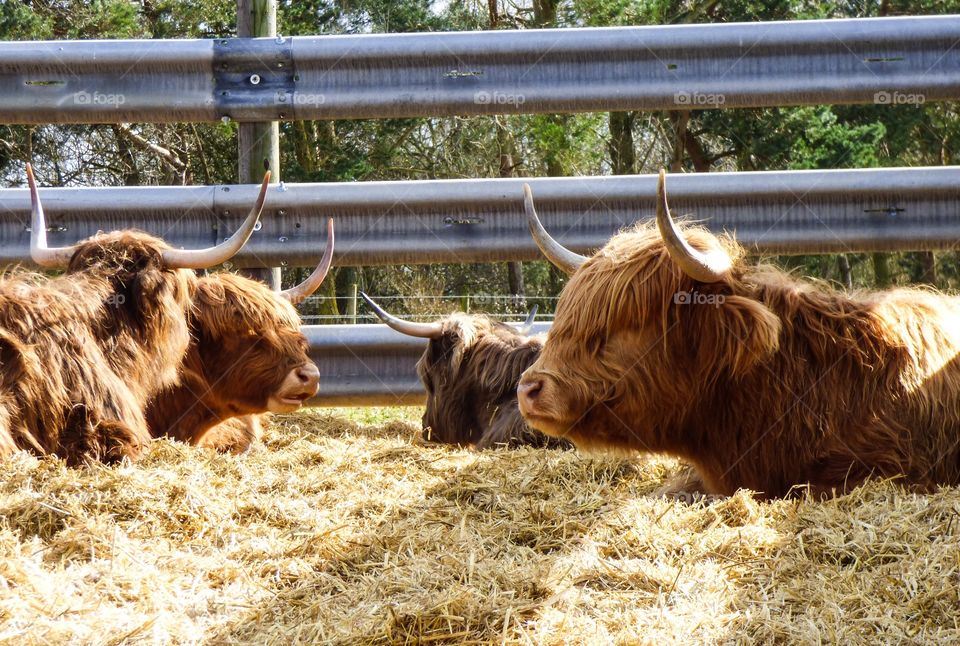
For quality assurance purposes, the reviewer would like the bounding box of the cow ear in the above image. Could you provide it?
[686,294,781,378]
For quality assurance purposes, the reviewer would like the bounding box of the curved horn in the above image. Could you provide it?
[360,292,443,339]
[523,183,587,275]
[282,218,335,304]
[515,304,539,335]
[161,171,271,269]
[27,164,76,269]
[655,169,731,283]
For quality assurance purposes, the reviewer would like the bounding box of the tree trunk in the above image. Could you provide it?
[533,0,558,26]
[497,118,525,309]
[684,130,712,172]
[507,262,525,310]
[488,0,500,27]
[112,125,142,186]
[837,254,853,289]
[669,111,690,172]
[872,252,891,288]
[915,251,937,285]
[336,267,357,324]
[292,121,317,173]
[608,111,636,175]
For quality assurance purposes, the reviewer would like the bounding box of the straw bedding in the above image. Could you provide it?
[0,408,958,645]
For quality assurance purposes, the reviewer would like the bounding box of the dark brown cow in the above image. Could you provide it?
[145,219,334,453]
[518,170,960,499]
[362,294,570,450]
[0,165,263,465]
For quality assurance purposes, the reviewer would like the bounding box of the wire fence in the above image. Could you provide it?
[296,294,559,325]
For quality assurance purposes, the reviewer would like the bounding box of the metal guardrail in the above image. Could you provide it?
[2,16,958,123]
[6,17,960,408]
[1,167,958,267]
[305,322,552,407]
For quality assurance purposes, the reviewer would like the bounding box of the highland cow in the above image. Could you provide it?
[0,165,264,465]
[146,219,335,453]
[518,170,960,499]
[362,294,570,450]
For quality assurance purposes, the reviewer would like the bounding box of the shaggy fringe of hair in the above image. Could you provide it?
[146,273,309,453]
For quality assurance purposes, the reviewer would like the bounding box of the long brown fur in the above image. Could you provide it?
[418,314,570,450]
[146,273,312,453]
[0,231,195,465]
[67,231,196,403]
[522,220,960,498]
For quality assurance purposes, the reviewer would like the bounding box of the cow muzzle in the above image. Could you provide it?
[267,362,321,413]
[517,379,543,411]
[517,372,558,432]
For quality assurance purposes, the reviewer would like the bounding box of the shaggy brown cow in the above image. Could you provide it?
[145,219,334,453]
[0,165,264,465]
[518,170,960,499]
[362,293,570,450]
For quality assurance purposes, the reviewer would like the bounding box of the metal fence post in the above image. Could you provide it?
[237,0,281,290]
[347,283,358,324]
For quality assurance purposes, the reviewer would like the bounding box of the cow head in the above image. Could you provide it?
[362,293,540,445]
[25,164,267,397]
[517,171,781,451]
[184,219,334,415]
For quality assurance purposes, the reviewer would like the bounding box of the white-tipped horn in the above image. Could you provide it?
[655,169,731,284]
[27,164,76,269]
[282,218,335,304]
[161,171,271,269]
[514,304,539,335]
[361,292,443,339]
[523,183,587,275]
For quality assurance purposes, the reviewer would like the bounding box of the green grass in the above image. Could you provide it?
[316,405,424,427]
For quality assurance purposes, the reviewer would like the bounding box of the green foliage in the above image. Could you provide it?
[139,0,236,38]
[785,107,886,170]
[0,0,145,40]
[0,1,52,40]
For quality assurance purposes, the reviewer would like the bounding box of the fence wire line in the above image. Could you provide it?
[298,295,560,301]
[297,294,556,324]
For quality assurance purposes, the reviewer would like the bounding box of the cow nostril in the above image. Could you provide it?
[296,363,320,386]
[518,379,543,402]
